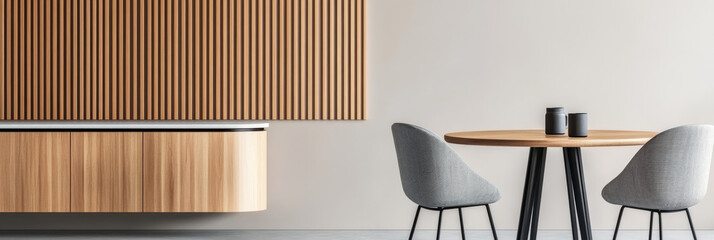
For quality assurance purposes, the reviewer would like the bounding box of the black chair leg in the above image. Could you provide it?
[437,209,444,240]
[649,211,654,240]
[613,206,625,240]
[486,204,498,240]
[658,211,663,240]
[409,206,421,240]
[458,208,466,240]
[685,209,697,240]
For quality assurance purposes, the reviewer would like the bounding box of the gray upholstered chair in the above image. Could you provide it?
[602,124,714,240]
[391,123,500,240]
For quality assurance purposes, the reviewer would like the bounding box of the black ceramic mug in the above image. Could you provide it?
[545,107,567,135]
[568,113,588,137]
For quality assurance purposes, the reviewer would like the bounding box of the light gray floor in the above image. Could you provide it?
[0,230,709,240]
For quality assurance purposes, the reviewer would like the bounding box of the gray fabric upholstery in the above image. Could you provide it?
[391,123,500,208]
[602,125,714,210]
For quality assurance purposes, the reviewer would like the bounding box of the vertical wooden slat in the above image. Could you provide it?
[111,0,117,119]
[299,0,306,120]
[207,0,214,120]
[322,0,330,120]
[358,0,364,119]
[236,0,242,120]
[0,0,4,120]
[256,0,263,120]
[19,0,25,119]
[97,0,103,119]
[227,0,234,120]
[32,0,38,120]
[277,0,284,120]
[335,0,342,120]
[138,0,145,120]
[78,0,84,120]
[242,0,248,120]
[349,0,355,120]
[169,0,176,120]
[263,0,270,120]
[292,0,298,119]
[151,0,158,119]
[266,0,279,119]
[341,0,348,119]
[191,1,203,119]
[58,0,64,119]
[131,0,137,120]
[159,0,166,119]
[250,0,257,119]
[285,0,293,119]
[188,0,194,120]
[68,0,73,119]
[37,0,44,120]
[72,0,78,120]
[171,0,178,120]
[6,0,11,119]
[221,0,228,120]
[103,0,109,119]
[314,0,321,120]
[85,0,91,119]
[199,2,211,119]
[328,1,340,119]
[89,0,95,119]
[180,0,186,120]
[306,0,313,119]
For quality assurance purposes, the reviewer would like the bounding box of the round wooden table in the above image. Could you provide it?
[444,130,657,240]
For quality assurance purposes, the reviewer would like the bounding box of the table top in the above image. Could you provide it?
[444,130,658,147]
[0,121,269,130]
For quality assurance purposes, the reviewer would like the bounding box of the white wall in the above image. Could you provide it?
[248,0,714,231]
[3,0,714,231]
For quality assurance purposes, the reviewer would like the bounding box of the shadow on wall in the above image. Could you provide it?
[0,213,253,230]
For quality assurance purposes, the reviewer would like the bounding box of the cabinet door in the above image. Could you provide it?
[143,131,267,212]
[0,132,70,212]
[70,132,142,212]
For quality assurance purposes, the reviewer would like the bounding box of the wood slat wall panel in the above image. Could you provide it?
[0,0,364,120]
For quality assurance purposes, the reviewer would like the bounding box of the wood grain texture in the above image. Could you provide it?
[70,132,142,212]
[143,131,267,212]
[0,0,365,120]
[444,130,658,147]
[0,132,70,212]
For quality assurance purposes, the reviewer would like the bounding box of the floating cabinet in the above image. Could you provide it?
[0,124,267,213]
[70,132,143,212]
[0,132,70,212]
[143,131,267,212]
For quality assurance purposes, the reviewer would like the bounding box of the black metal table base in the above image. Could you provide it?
[517,147,592,240]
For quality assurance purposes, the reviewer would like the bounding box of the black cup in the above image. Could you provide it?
[545,107,567,135]
[568,113,588,137]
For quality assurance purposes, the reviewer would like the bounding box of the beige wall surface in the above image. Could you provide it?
[2,0,714,231]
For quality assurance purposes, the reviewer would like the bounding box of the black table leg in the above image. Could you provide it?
[516,147,547,240]
[530,148,547,240]
[563,148,579,240]
[565,147,593,240]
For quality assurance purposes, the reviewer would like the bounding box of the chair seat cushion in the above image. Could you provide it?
[418,178,501,209]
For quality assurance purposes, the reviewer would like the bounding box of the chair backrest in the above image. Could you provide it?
[391,123,496,207]
[618,124,714,209]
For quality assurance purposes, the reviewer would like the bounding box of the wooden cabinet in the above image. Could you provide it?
[70,132,143,212]
[143,131,267,212]
[0,129,266,213]
[0,132,70,212]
